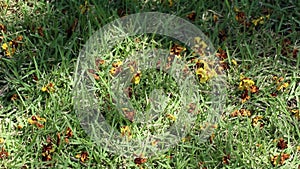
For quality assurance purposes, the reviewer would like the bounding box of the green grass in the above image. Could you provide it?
[0,0,299,168]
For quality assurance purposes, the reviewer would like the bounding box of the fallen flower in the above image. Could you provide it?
[42,141,55,161]
[75,151,89,163]
[134,157,147,165]
[252,115,264,128]
[131,71,142,84]
[120,126,132,140]
[230,109,251,117]
[290,109,299,120]
[28,115,46,128]
[41,82,55,93]
[270,153,290,166]
[0,147,9,159]
[277,138,288,150]
[0,138,4,144]
[166,113,176,122]
[238,78,255,91]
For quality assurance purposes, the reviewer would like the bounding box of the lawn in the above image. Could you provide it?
[0,0,299,168]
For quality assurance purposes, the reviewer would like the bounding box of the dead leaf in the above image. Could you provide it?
[56,133,61,146]
[42,141,55,161]
[187,11,196,21]
[241,90,250,103]
[292,48,299,58]
[66,18,78,38]
[222,154,230,165]
[37,27,44,37]
[87,69,100,80]
[0,147,9,159]
[277,138,288,150]
[134,157,147,165]
[0,24,6,32]
[10,93,18,101]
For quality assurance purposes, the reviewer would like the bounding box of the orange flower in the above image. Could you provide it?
[42,137,55,161]
[87,69,100,80]
[250,85,259,93]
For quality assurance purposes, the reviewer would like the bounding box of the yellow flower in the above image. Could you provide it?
[1,43,8,50]
[230,109,251,117]
[196,68,206,75]
[168,0,173,7]
[194,37,202,44]
[231,59,237,66]
[120,126,132,140]
[252,115,263,127]
[132,71,142,84]
[110,61,123,76]
[112,61,123,67]
[151,140,158,146]
[41,86,47,92]
[79,0,89,14]
[0,138,4,144]
[291,109,299,120]
[28,115,46,128]
[1,42,16,57]
[238,78,255,91]
[182,136,191,142]
[5,48,16,57]
[196,68,209,83]
[276,82,289,91]
[110,67,116,75]
[41,82,55,93]
[252,15,270,26]
[36,116,47,122]
[166,113,176,121]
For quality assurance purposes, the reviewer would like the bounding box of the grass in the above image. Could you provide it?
[0,0,299,168]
